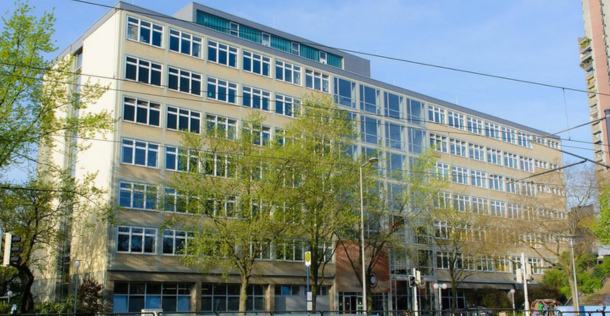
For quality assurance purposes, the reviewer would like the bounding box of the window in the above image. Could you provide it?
[206,114,237,139]
[361,116,380,144]
[507,203,522,219]
[407,98,425,126]
[528,258,544,274]
[305,70,329,92]
[430,134,447,153]
[428,105,445,124]
[485,122,501,139]
[502,127,516,144]
[387,153,406,180]
[435,163,450,180]
[469,144,485,161]
[504,153,518,169]
[261,33,270,46]
[471,197,488,214]
[203,154,233,178]
[165,147,199,172]
[166,106,201,134]
[127,16,162,47]
[434,222,449,239]
[243,123,271,146]
[275,240,305,261]
[243,51,270,76]
[163,230,193,255]
[453,194,469,212]
[450,139,467,157]
[506,178,519,194]
[119,182,158,210]
[229,22,239,36]
[242,86,270,111]
[334,77,356,108]
[517,131,531,148]
[360,85,380,114]
[448,111,464,129]
[489,175,504,191]
[275,94,300,118]
[201,284,264,312]
[470,170,487,188]
[467,117,484,135]
[207,77,237,103]
[163,188,191,213]
[125,56,162,86]
[490,200,506,217]
[121,139,158,167]
[386,123,405,150]
[169,29,202,58]
[487,148,502,165]
[452,166,468,184]
[520,157,534,172]
[168,67,201,95]
[408,127,425,154]
[123,97,160,127]
[291,42,300,55]
[385,92,403,119]
[275,60,301,85]
[113,282,192,312]
[117,226,156,254]
[207,40,237,67]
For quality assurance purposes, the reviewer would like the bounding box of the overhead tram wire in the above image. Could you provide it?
[62,0,603,99]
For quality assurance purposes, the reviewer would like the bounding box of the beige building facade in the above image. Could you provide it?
[41,2,568,313]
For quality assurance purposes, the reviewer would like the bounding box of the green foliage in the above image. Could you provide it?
[34,298,74,314]
[466,287,512,308]
[592,182,610,245]
[78,277,104,313]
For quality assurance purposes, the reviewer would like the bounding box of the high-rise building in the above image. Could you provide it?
[580,0,610,174]
[39,2,567,312]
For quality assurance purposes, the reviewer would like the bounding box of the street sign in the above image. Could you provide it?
[305,251,311,266]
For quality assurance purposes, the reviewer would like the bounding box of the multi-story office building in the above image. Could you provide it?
[580,0,610,174]
[40,1,567,313]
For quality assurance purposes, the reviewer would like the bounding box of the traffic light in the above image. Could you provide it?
[3,233,21,267]
[409,275,417,287]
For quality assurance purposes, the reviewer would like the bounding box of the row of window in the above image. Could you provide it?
[435,253,545,274]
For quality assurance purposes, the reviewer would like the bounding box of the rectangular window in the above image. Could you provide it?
[123,97,160,127]
[470,170,487,188]
[201,284,265,312]
[319,51,327,64]
[163,230,194,255]
[385,123,405,150]
[207,40,237,67]
[242,86,270,111]
[469,144,485,161]
[262,33,270,46]
[121,138,159,167]
[202,154,233,178]
[168,67,201,95]
[485,122,501,139]
[506,178,519,194]
[471,197,488,214]
[407,98,425,126]
[520,156,534,172]
[207,77,237,103]
[502,126,516,144]
[275,60,301,85]
[385,92,403,119]
[467,117,484,135]
[453,194,470,212]
[127,16,163,47]
[119,182,158,210]
[435,163,450,180]
[291,42,300,55]
[450,139,467,157]
[487,148,502,165]
[507,203,522,219]
[113,282,192,312]
[165,146,200,172]
[169,29,202,58]
[206,114,237,139]
[117,226,156,254]
[360,85,380,114]
[448,111,464,129]
[243,123,271,146]
[166,106,201,134]
[334,77,356,108]
[504,153,518,169]
[229,22,239,36]
[430,134,447,153]
[489,175,504,192]
[452,166,468,185]
[361,116,380,144]
[387,153,405,180]
[163,188,192,213]
[517,131,532,148]
[275,240,305,262]
[305,70,330,92]
[125,56,162,86]
[490,200,506,217]
[528,258,544,274]
[408,127,425,154]
[275,94,300,118]
[428,105,445,124]
[243,51,270,77]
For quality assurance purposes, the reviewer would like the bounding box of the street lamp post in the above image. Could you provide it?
[568,235,580,312]
[509,289,516,316]
[433,283,447,315]
[74,259,81,315]
[360,157,378,315]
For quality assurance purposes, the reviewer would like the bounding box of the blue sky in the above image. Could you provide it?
[3,0,591,178]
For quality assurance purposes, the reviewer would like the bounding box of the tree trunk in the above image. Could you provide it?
[18,266,35,313]
[239,274,250,312]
